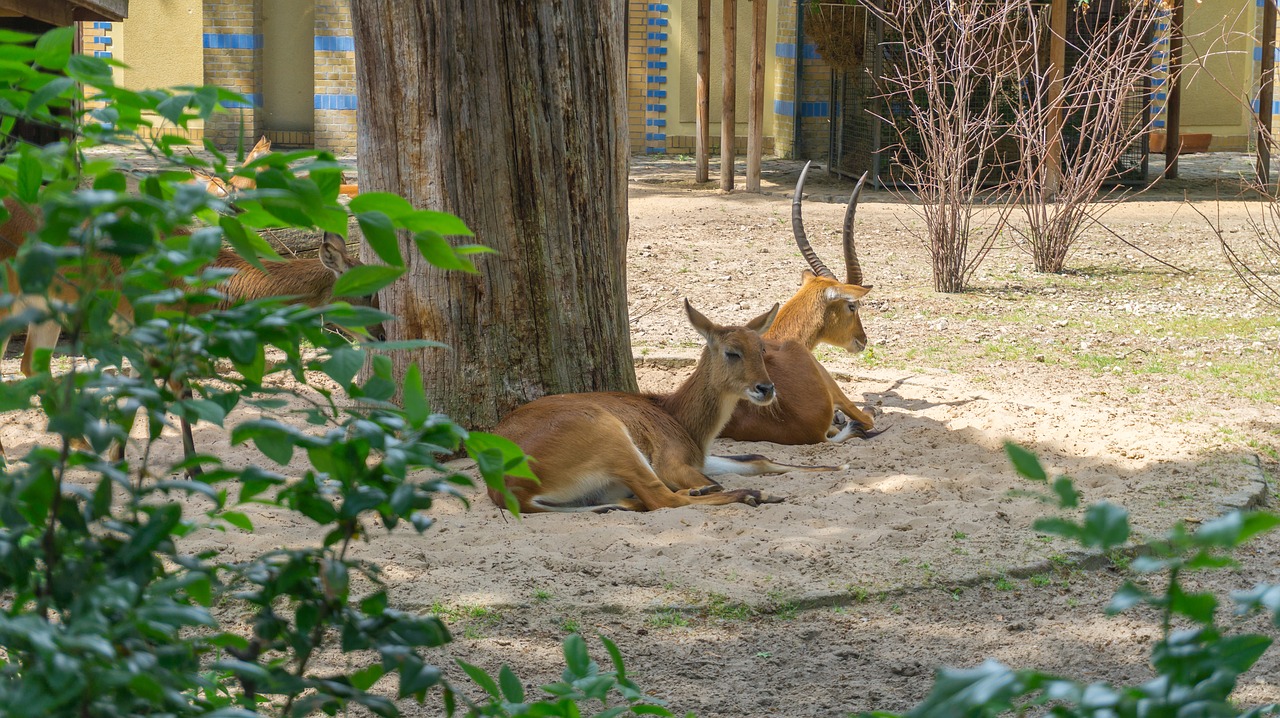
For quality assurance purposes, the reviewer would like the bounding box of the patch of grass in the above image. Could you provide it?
[952,531,968,540]
[532,588,553,603]
[1029,574,1052,587]
[847,585,870,603]
[765,589,798,621]
[559,618,580,634]
[994,577,1017,591]
[1108,549,1132,572]
[648,610,689,629]
[705,593,754,622]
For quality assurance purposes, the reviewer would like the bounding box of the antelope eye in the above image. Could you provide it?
[847,302,859,312]
[724,350,742,360]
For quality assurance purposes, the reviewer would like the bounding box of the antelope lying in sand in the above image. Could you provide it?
[719,162,876,445]
[190,136,273,197]
[490,301,843,514]
[1,197,379,462]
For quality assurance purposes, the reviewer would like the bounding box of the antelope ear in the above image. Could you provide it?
[684,299,717,343]
[825,285,871,302]
[745,303,780,335]
[318,233,357,276]
[800,269,816,283]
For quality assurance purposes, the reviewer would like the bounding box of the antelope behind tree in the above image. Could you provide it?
[1,199,380,462]
[490,301,843,514]
[719,162,876,445]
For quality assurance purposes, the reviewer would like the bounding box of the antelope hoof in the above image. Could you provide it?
[687,484,723,497]
[730,488,783,507]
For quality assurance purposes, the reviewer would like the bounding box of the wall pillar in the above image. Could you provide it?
[314,0,357,154]
[203,0,263,151]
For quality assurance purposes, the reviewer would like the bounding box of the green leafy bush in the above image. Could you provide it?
[0,26,566,717]
[866,444,1280,718]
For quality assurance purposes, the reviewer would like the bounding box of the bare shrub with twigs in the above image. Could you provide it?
[1008,0,1167,274]
[1196,163,1280,308]
[865,0,1029,293]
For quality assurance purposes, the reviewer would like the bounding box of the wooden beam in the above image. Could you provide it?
[0,0,72,25]
[746,0,766,191]
[1044,0,1066,196]
[696,0,711,183]
[721,0,736,191]
[1165,0,1184,178]
[71,0,128,22]
[1259,0,1277,185]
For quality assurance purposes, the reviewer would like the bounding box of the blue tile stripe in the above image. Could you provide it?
[220,93,262,109]
[645,132,666,141]
[647,61,667,69]
[774,100,829,118]
[1249,99,1280,114]
[646,89,667,98]
[645,147,667,154]
[647,3,669,10]
[646,103,666,112]
[646,118,666,126]
[315,93,357,110]
[647,32,668,41]
[646,75,667,84]
[88,35,112,45]
[648,17,669,26]
[775,42,820,60]
[92,21,112,29]
[93,51,112,58]
[315,35,355,52]
[647,46,668,55]
[204,33,263,50]
[1254,46,1280,62]
[1153,119,1166,128]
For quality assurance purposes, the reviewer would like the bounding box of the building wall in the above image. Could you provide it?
[627,0,780,155]
[1153,0,1267,152]
[118,0,205,140]
[773,0,833,160]
[312,0,356,153]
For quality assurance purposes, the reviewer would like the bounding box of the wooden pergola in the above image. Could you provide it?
[0,0,128,24]
[692,0,1280,189]
[695,0,770,192]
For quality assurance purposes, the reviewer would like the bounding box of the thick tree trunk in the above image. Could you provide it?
[351,0,636,430]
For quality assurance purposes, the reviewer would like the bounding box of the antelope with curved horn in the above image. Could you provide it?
[489,301,844,514]
[719,162,876,445]
[1,199,381,464]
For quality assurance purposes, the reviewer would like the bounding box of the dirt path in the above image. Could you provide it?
[1,156,1277,716]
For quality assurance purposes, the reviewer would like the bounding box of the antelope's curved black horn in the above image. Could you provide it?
[792,161,838,280]
[843,170,869,287]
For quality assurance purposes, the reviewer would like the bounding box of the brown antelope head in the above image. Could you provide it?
[769,162,872,354]
[685,299,779,407]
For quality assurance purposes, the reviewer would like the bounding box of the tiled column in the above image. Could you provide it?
[773,1,832,161]
[313,0,357,154]
[203,0,263,150]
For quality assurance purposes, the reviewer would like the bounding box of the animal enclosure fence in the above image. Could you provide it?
[820,0,1152,188]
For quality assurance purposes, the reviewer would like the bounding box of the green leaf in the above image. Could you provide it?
[1004,442,1046,482]
[1106,581,1151,615]
[351,664,385,691]
[357,210,404,267]
[457,660,501,700]
[400,209,474,236]
[221,510,254,532]
[498,665,525,703]
[413,231,474,272]
[332,264,405,298]
[323,346,366,388]
[17,151,41,203]
[33,26,73,70]
[1169,585,1218,625]
[562,634,591,678]
[1080,503,1129,550]
[350,191,416,218]
[1050,477,1078,509]
[403,363,429,428]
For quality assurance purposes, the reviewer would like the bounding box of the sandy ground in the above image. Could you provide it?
[2,155,1278,716]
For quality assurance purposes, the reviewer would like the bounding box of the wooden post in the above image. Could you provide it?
[697,0,712,183]
[721,0,737,191]
[1045,0,1067,196]
[1165,0,1184,178]
[1258,0,1277,185]
[746,0,767,191]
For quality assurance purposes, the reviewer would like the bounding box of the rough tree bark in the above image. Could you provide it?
[351,0,636,430]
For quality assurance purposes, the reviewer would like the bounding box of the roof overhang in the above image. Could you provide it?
[0,0,128,25]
